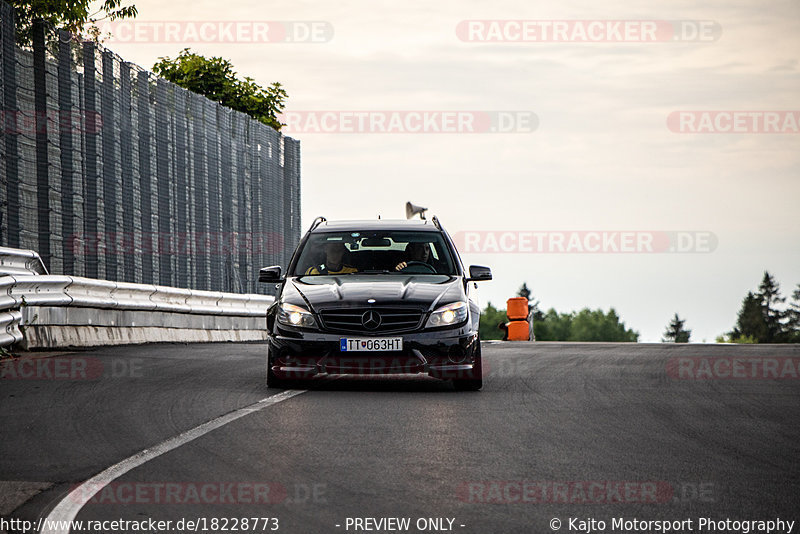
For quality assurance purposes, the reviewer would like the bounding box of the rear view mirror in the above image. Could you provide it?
[258,265,283,283]
[467,265,492,282]
[362,237,391,247]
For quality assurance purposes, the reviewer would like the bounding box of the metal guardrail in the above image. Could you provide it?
[0,247,48,276]
[0,309,23,347]
[0,273,274,348]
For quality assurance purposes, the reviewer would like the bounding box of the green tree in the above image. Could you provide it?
[662,313,691,343]
[517,283,531,301]
[516,282,544,322]
[569,308,639,342]
[757,271,787,342]
[533,307,638,342]
[153,49,287,131]
[534,308,572,341]
[716,333,758,344]
[7,0,137,47]
[788,284,800,342]
[479,302,507,340]
[730,291,767,343]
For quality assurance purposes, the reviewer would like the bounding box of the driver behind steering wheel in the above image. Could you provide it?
[395,242,432,271]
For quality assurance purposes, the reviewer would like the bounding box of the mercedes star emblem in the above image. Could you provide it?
[361,310,382,330]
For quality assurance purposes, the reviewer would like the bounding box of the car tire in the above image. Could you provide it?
[453,339,483,391]
[266,346,289,389]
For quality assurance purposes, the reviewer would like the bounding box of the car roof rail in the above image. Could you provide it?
[431,215,442,230]
[309,216,327,232]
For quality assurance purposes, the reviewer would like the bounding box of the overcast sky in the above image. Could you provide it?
[98,0,800,342]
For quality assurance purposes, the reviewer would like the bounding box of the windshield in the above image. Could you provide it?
[291,231,457,276]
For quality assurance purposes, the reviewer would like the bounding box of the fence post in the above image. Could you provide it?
[82,40,100,278]
[155,79,172,286]
[190,93,209,290]
[173,87,188,288]
[273,132,285,273]
[136,70,154,284]
[206,102,222,291]
[32,20,52,270]
[57,30,76,274]
[1,1,20,248]
[236,115,250,293]
[284,137,301,254]
[220,109,234,292]
[254,127,270,294]
[101,50,118,280]
[119,61,135,280]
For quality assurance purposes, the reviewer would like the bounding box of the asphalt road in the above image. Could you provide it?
[1,342,799,534]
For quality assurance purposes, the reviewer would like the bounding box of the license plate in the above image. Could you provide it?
[340,337,403,352]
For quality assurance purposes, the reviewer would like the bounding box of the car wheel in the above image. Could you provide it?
[453,339,483,391]
[266,346,289,389]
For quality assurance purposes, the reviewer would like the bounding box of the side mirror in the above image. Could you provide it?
[258,265,283,283]
[467,265,492,282]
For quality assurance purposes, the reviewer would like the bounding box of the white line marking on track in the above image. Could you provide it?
[40,390,306,534]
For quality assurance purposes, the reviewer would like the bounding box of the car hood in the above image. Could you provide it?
[285,274,463,312]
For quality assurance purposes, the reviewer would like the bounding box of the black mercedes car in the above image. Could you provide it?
[258,217,492,390]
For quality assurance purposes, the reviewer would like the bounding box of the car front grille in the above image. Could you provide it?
[318,307,425,334]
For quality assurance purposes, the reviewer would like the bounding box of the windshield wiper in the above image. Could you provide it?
[296,271,360,276]
[359,269,393,274]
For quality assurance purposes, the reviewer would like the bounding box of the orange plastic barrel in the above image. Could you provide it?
[507,320,530,341]
[506,297,529,320]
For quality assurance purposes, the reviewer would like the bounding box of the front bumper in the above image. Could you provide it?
[267,325,479,381]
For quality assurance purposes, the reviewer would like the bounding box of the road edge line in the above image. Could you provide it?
[39,390,306,534]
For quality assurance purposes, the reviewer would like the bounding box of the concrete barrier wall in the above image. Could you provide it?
[18,306,268,349]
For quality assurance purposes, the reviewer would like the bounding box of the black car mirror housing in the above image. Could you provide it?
[467,265,492,282]
[259,265,284,283]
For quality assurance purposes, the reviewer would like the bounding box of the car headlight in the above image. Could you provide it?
[277,302,318,328]
[426,301,468,328]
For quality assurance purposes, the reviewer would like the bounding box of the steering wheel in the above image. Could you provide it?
[400,261,437,273]
[310,264,334,274]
